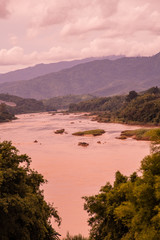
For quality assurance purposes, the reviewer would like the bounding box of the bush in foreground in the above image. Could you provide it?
[83,152,160,240]
[0,141,61,240]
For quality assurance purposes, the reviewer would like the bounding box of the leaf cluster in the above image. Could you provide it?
[69,87,160,125]
[83,152,160,240]
[0,103,16,122]
[0,141,61,240]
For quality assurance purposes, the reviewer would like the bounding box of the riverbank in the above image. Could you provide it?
[117,128,160,141]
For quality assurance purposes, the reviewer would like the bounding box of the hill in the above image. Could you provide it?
[0,103,16,122]
[0,53,160,99]
[0,93,95,113]
[43,94,94,110]
[0,56,122,84]
[69,87,160,125]
[0,94,46,114]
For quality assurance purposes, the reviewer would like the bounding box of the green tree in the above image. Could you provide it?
[126,91,138,102]
[0,103,15,122]
[84,152,160,240]
[0,141,61,240]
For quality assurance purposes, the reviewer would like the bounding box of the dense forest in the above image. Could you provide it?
[0,93,94,116]
[0,94,47,114]
[43,94,94,110]
[0,141,61,240]
[0,103,16,122]
[69,87,160,125]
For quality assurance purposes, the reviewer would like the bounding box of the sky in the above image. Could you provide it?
[1,0,160,73]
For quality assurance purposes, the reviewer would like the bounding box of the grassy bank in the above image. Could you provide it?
[118,128,160,141]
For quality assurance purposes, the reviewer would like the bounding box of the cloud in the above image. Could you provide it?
[0,0,10,18]
[80,35,160,57]
[61,17,110,36]
[1,0,160,72]
[0,47,37,65]
[0,46,78,66]
[1,34,159,68]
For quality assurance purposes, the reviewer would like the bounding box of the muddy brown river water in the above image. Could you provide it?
[0,112,150,238]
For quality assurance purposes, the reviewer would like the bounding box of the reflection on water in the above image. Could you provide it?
[0,112,150,237]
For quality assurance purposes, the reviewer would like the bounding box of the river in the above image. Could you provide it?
[0,112,150,238]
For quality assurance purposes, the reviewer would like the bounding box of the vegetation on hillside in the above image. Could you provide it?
[0,93,94,115]
[0,94,47,114]
[69,87,160,125]
[0,103,16,122]
[1,53,160,99]
[0,141,61,239]
[69,95,125,113]
[43,94,94,110]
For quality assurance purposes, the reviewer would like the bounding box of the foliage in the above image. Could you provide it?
[0,93,94,114]
[69,87,160,125]
[72,129,105,136]
[118,128,160,141]
[69,96,125,113]
[43,94,94,111]
[1,53,160,99]
[125,91,138,102]
[118,92,160,124]
[83,150,160,240]
[0,93,47,114]
[0,103,16,122]
[0,141,61,240]
[63,232,88,240]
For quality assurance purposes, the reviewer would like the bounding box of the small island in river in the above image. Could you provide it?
[72,129,105,136]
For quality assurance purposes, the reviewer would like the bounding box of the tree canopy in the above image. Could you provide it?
[0,103,16,122]
[0,141,61,240]
[83,139,160,240]
[69,87,160,125]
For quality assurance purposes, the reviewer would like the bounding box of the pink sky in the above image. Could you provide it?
[1,0,160,73]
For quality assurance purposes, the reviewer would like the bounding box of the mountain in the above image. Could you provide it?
[0,53,160,99]
[0,55,123,84]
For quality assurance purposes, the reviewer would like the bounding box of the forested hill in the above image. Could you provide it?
[0,53,160,99]
[0,56,122,84]
[69,87,160,125]
[0,103,16,122]
[43,94,94,110]
[0,93,95,114]
[0,94,46,114]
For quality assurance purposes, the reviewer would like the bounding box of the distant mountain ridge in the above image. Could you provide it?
[0,55,123,83]
[0,53,160,99]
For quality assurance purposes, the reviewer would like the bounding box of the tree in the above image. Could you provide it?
[126,91,138,102]
[83,152,160,240]
[0,103,15,122]
[0,141,61,240]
